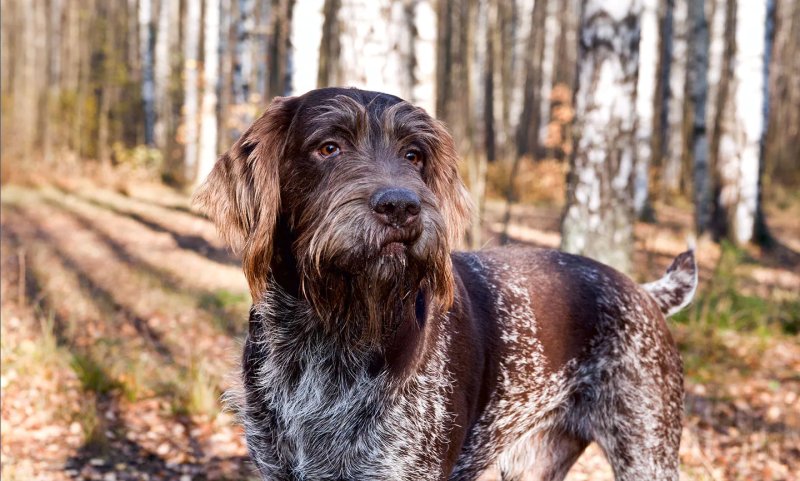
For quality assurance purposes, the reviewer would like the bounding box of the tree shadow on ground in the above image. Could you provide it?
[38,198,247,337]
[71,192,240,267]
[64,393,255,481]
[1,208,256,481]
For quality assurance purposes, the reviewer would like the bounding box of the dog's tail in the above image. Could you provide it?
[642,248,698,317]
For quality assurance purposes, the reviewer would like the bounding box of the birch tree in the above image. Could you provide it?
[183,0,202,181]
[333,0,415,101]
[198,0,222,183]
[139,0,156,146]
[687,0,711,234]
[537,0,558,149]
[290,0,325,94]
[561,0,642,274]
[662,0,688,195]
[714,0,774,244]
[154,0,181,151]
[707,0,730,166]
[412,0,438,114]
[266,0,294,99]
[633,0,658,216]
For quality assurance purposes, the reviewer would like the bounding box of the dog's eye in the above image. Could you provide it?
[404,150,423,166]
[317,142,341,159]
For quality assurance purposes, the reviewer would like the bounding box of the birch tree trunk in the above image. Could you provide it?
[266,0,295,99]
[663,0,688,195]
[198,0,221,183]
[43,0,64,164]
[218,0,234,150]
[318,0,342,88]
[687,0,711,234]
[183,0,202,181]
[139,0,156,146]
[154,0,180,151]
[333,0,413,101]
[634,0,658,216]
[289,0,324,94]
[713,0,773,244]
[468,0,488,249]
[411,0,437,114]
[233,0,255,105]
[705,0,724,138]
[561,0,642,274]
[537,0,558,150]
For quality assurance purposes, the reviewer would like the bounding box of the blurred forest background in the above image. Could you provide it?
[1,0,798,480]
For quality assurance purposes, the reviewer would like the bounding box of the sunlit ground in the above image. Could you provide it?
[1,170,798,480]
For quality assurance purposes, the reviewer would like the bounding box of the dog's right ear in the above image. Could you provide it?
[193,96,295,300]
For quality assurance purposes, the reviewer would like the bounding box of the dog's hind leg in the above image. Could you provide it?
[587,369,683,481]
[495,430,589,481]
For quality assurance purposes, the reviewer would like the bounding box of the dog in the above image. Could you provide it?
[194,87,697,481]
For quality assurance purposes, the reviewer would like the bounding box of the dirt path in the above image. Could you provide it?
[1,183,798,480]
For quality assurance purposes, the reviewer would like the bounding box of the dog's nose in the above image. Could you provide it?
[370,188,421,227]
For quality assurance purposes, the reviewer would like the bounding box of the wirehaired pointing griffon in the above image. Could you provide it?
[194,87,697,481]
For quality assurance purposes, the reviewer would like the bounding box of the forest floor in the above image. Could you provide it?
[1,179,798,480]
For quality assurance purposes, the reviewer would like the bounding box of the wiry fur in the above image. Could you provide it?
[195,87,696,480]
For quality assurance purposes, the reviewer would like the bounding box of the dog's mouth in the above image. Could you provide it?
[377,228,421,257]
[380,241,408,256]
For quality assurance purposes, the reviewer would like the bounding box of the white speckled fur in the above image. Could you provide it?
[239,287,455,480]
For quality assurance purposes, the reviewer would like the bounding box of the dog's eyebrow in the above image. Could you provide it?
[381,104,439,149]
[303,96,370,148]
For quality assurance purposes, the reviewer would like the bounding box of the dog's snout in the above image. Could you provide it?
[370,188,421,227]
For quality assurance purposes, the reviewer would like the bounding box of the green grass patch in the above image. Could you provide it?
[70,353,120,395]
[167,360,221,418]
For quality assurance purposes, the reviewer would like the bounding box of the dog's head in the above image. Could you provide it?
[195,88,471,335]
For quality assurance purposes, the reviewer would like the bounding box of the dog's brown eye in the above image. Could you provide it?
[405,150,423,166]
[317,142,341,158]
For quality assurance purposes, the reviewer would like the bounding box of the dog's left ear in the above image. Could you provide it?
[193,96,296,300]
[426,120,473,247]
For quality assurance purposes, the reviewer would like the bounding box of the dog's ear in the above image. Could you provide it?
[426,120,473,247]
[193,96,295,300]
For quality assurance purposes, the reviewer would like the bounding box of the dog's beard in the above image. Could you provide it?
[295,208,453,348]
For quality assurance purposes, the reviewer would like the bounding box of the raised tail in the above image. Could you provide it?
[642,249,698,317]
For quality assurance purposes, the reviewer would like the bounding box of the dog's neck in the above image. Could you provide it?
[263,229,432,378]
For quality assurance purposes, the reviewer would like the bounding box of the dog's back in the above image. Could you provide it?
[449,247,695,480]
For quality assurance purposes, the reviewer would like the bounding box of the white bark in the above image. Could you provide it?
[412,0,437,114]
[508,0,536,131]
[289,0,325,95]
[634,0,658,214]
[139,0,156,146]
[183,0,202,181]
[469,0,489,248]
[538,0,558,146]
[198,0,221,183]
[561,0,642,274]
[715,0,772,244]
[335,0,415,102]
[687,0,711,233]
[233,0,255,104]
[154,0,180,149]
[663,0,688,193]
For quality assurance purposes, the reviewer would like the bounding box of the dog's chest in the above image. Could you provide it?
[244,317,454,480]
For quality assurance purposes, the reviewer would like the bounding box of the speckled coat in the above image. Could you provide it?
[194,88,697,481]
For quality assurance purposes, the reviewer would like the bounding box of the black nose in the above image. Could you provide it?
[370,188,421,227]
